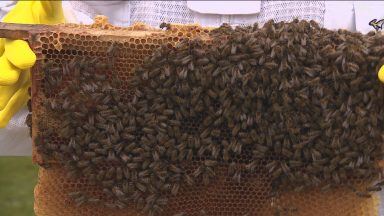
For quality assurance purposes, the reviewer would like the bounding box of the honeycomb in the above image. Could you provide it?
[0,17,382,216]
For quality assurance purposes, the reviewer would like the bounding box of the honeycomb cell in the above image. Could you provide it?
[41,37,49,43]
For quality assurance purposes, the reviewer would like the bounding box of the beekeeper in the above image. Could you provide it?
[0,1,383,156]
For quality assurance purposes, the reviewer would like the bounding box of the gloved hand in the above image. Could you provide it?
[378,65,384,83]
[0,1,65,128]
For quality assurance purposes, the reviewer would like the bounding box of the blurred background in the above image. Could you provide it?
[0,157,38,216]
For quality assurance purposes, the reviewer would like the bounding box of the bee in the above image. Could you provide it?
[107,42,118,57]
[104,202,116,209]
[366,186,381,192]
[171,183,180,195]
[115,200,127,209]
[122,133,136,141]
[271,167,283,180]
[116,167,123,180]
[74,195,87,207]
[204,160,217,167]
[143,127,156,135]
[135,182,147,193]
[102,180,114,188]
[280,162,290,174]
[356,191,372,198]
[156,196,168,207]
[159,22,171,30]
[183,174,194,186]
[68,191,83,198]
[112,186,125,197]
[200,172,210,185]
[231,124,240,136]
[232,171,241,184]
[193,165,205,178]
[83,151,96,158]
[25,114,32,128]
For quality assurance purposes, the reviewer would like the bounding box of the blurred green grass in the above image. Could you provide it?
[0,157,38,216]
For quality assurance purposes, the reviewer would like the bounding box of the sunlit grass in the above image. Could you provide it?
[0,157,38,216]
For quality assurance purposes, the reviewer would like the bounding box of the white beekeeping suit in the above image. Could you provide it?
[0,0,383,154]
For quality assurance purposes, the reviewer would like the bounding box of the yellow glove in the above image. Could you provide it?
[378,65,384,83]
[0,1,65,128]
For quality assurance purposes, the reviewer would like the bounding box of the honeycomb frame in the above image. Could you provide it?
[0,20,381,216]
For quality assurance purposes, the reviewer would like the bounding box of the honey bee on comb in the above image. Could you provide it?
[159,22,171,30]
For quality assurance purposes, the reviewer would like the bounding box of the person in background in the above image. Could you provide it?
[0,1,383,156]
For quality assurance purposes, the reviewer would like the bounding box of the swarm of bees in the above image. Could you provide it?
[34,19,384,216]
